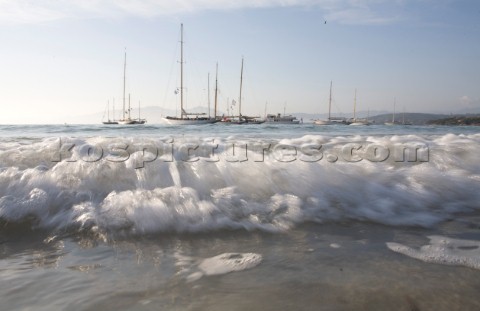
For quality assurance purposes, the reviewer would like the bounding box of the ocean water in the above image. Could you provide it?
[1,123,480,310]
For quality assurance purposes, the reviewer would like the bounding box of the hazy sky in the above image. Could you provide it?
[0,0,479,123]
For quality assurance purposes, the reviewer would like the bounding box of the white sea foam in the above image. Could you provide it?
[1,134,480,236]
[387,236,480,270]
[173,252,263,282]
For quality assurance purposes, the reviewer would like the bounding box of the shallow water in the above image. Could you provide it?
[1,123,480,310]
[2,220,480,311]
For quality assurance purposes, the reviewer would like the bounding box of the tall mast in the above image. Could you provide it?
[123,49,126,120]
[113,98,115,121]
[353,88,357,120]
[239,57,244,118]
[227,97,230,117]
[328,81,332,120]
[207,72,211,118]
[393,97,396,123]
[128,93,131,119]
[180,24,184,119]
[214,62,218,119]
[107,100,110,121]
[138,101,141,120]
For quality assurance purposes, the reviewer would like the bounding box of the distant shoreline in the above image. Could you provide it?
[427,116,480,126]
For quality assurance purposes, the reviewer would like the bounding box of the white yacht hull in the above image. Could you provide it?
[163,117,218,125]
[350,120,370,126]
[314,120,333,125]
[117,119,136,125]
[266,120,300,124]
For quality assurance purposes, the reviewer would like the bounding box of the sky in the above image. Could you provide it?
[0,0,479,123]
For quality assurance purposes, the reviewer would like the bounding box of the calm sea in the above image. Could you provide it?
[1,123,480,310]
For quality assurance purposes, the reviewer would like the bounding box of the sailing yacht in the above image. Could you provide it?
[384,97,397,126]
[102,100,118,124]
[349,89,370,126]
[163,24,217,125]
[314,81,347,125]
[221,57,264,124]
[220,58,246,124]
[313,81,332,124]
[133,101,146,124]
[213,63,221,121]
[117,93,135,125]
[116,50,147,125]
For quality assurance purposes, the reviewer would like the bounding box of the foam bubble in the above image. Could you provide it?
[387,236,480,270]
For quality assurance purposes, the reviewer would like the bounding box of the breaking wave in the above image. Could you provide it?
[1,133,480,237]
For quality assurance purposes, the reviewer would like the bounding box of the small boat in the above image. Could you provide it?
[265,103,301,124]
[265,113,300,124]
[244,116,265,124]
[163,24,217,125]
